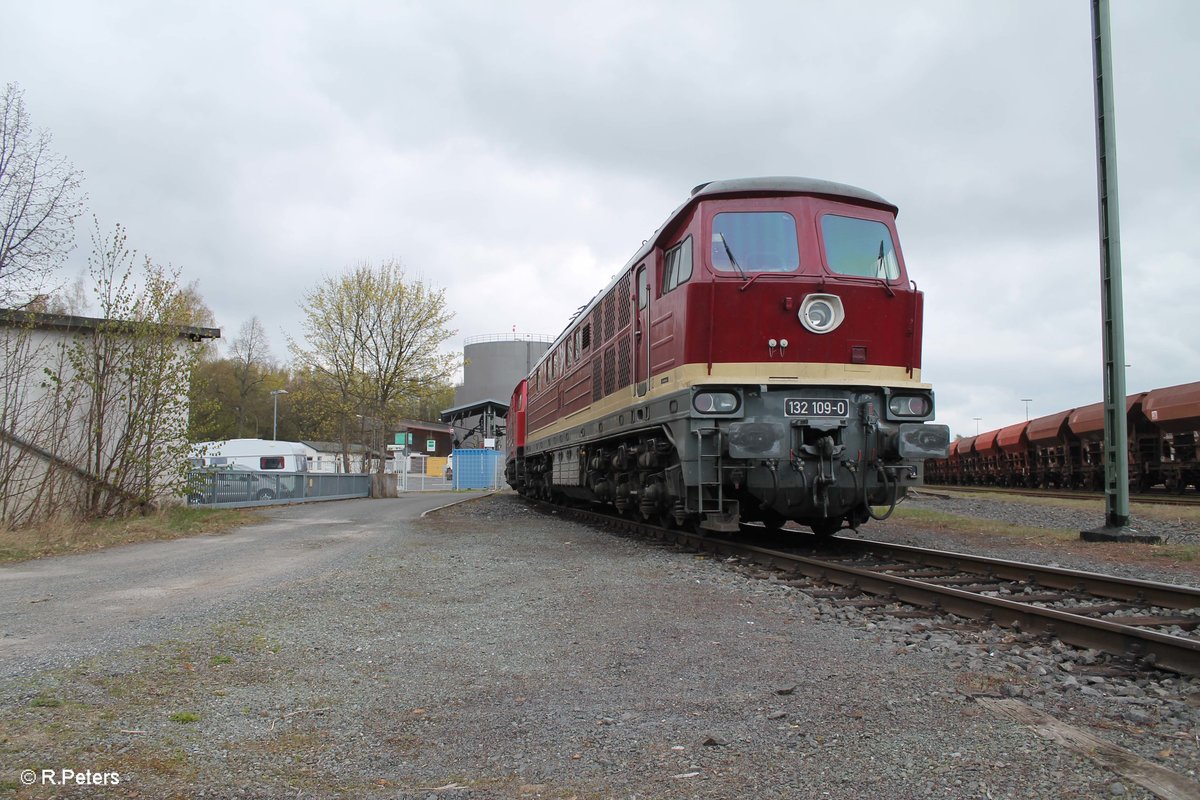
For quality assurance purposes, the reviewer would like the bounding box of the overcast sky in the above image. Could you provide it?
[4,1,1197,438]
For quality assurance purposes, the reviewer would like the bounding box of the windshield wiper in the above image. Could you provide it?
[718,232,747,280]
[876,239,895,297]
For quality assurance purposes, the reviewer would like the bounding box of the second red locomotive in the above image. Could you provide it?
[505,177,949,536]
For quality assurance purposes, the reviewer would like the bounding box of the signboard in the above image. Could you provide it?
[395,432,413,445]
[386,444,404,452]
[484,438,496,449]
[426,439,436,452]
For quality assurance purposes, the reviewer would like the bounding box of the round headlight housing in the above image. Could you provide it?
[798,293,845,334]
[693,391,739,414]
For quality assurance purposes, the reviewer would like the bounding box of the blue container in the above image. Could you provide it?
[450,449,503,489]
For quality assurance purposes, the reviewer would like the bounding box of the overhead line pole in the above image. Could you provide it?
[1089,0,1130,531]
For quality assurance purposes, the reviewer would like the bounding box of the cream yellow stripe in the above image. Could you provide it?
[527,361,929,443]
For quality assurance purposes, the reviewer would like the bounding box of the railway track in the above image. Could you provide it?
[923,483,1200,507]
[536,500,1200,675]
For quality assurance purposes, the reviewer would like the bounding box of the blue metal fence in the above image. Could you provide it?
[450,449,504,490]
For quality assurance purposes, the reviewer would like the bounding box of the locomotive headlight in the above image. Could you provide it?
[888,394,933,418]
[693,391,740,414]
[798,293,845,334]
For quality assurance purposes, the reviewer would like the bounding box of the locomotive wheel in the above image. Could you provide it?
[760,512,786,531]
[809,518,842,539]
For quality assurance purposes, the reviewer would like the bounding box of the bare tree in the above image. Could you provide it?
[229,317,272,437]
[0,83,85,307]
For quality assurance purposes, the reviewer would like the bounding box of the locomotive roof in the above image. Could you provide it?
[534,176,899,367]
[689,176,896,212]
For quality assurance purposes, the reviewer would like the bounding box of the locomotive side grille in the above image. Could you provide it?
[603,295,615,341]
[617,339,630,389]
[592,355,602,401]
[617,274,631,330]
[604,346,616,396]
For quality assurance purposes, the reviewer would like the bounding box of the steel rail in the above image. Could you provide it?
[560,503,1200,675]
[729,540,1200,675]
[838,537,1200,609]
[923,484,1200,507]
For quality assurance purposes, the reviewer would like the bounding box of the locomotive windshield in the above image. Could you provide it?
[820,215,901,280]
[710,212,799,273]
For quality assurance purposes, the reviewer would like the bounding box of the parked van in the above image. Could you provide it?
[190,439,309,472]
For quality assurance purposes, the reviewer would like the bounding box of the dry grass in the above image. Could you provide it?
[0,506,263,564]
[923,487,1200,526]
[895,492,1200,573]
[891,505,1082,542]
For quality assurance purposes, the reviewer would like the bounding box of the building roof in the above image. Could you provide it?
[440,398,510,420]
[394,418,454,433]
[0,308,220,341]
[300,441,369,454]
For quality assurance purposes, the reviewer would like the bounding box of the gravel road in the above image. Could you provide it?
[0,492,480,680]
[2,491,1199,799]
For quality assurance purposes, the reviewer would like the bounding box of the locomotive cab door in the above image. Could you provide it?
[634,263,650,397]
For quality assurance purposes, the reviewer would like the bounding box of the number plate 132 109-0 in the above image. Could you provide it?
[785,397,849,418]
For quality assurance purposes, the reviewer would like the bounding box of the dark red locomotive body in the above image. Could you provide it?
[505,177,949,535]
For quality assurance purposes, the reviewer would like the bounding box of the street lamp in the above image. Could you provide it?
[1021,398,1033,421]
[271,389,289,440]
[973,417,982,435]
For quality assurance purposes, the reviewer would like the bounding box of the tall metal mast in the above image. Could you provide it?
[1090,0,1130,529]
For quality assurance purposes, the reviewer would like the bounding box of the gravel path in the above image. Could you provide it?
[2,492,1199,798]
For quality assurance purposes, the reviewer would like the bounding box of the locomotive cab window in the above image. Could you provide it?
[661,236,693,295]
[820,215,901,280]
[710,212,799,273]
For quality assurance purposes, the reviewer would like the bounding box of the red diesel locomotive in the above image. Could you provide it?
[505,177,950,536]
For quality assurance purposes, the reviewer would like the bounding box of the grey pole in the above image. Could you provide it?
[1090,0,1130,530]
[271,389,289,441]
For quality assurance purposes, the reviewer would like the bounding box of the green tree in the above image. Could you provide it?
[291,260,458,478]
[62,222,208,515]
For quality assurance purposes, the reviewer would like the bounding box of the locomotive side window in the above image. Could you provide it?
[662,236,693,295]
[637,266,649,310]
[710,212,799,273]
[820,215,901,280]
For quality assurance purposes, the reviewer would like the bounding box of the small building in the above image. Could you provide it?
[392,419,455,457]
[441,399,509,450]
[0,309,218,525]
[300,441,371,473]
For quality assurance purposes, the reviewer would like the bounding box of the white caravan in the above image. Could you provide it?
[190,439,309,472]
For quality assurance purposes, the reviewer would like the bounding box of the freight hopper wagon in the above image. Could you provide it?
[927,380,1200,493]
[505,177,950,537]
